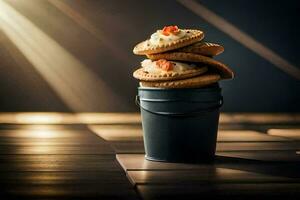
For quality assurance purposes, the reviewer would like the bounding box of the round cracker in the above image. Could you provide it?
[133,29,204,55]
[179,41,224,56]
[133,66,208,81]
[140,73,220,88]
[147,52,234,79]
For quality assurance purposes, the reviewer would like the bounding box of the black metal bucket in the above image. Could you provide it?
[136,83,223,163]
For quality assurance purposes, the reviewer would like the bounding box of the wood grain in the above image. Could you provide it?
[268,129,300,140]
[116,152,300,173]
[0,113,300,199]
[138,184,300,199]
[127,170,299,185]
[0,123,139,199]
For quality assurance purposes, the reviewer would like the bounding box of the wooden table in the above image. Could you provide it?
[0,113,299,199]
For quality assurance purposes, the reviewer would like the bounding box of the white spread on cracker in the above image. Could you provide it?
[149,30,188,45]
[141,59,196,74]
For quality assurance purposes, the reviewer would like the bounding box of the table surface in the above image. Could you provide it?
[0,112,299,199]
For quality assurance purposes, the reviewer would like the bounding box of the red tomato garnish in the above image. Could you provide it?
[156,59,174,71]
[162,25,180,36]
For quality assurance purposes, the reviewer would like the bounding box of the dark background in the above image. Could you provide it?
[0,0,299,112]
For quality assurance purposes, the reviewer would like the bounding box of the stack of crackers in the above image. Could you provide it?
[132,26,234,88]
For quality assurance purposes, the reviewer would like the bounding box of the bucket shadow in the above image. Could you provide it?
[215,155,300,179]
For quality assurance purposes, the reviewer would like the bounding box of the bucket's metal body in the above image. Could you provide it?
[137,83,223,163]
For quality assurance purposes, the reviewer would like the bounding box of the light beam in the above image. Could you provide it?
[0,0,123,112]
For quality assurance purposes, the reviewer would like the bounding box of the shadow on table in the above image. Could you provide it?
[215,155,300,179]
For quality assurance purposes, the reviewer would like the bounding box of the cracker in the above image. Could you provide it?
[140,73,220,88]
[133,29,204,55]
[147,52,234,79]
[179,41,224,56]
[133,66,208,81]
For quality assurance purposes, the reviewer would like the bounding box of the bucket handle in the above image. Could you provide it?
[135,95,223,117]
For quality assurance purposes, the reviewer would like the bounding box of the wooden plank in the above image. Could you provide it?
[268,129,300,140]
[0,171,131,184]
[0,123,139,199]
[88,127,289,142]
[117,153,300,174]
[219,124,300,133]
[112,140,300,154]
[0,154,114,162]
[0,171,136,199]
[111,141,145,154]
[0,154,116,163]
[0,157,122,172]
[2,184,138,199]
[218,130,290,142]
[0,129,98,139]
[116,154,210,172]
[0,124,88,130]
[116,153,300,186]
[218,151,300,162]
[137,183,300,199]
[0,112,77,124]
[0,137,105,145]
[127,170,299,186]
[220,113,300,124]
[76,113,141,124]
[0,145,114,154]
[16,126,296,149]
[215,159,300,179]
[217,142,300,151]
[88,125,143,141]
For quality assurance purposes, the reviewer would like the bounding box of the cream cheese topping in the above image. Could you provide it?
[149,30,187,45]
[141,59,196,74]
